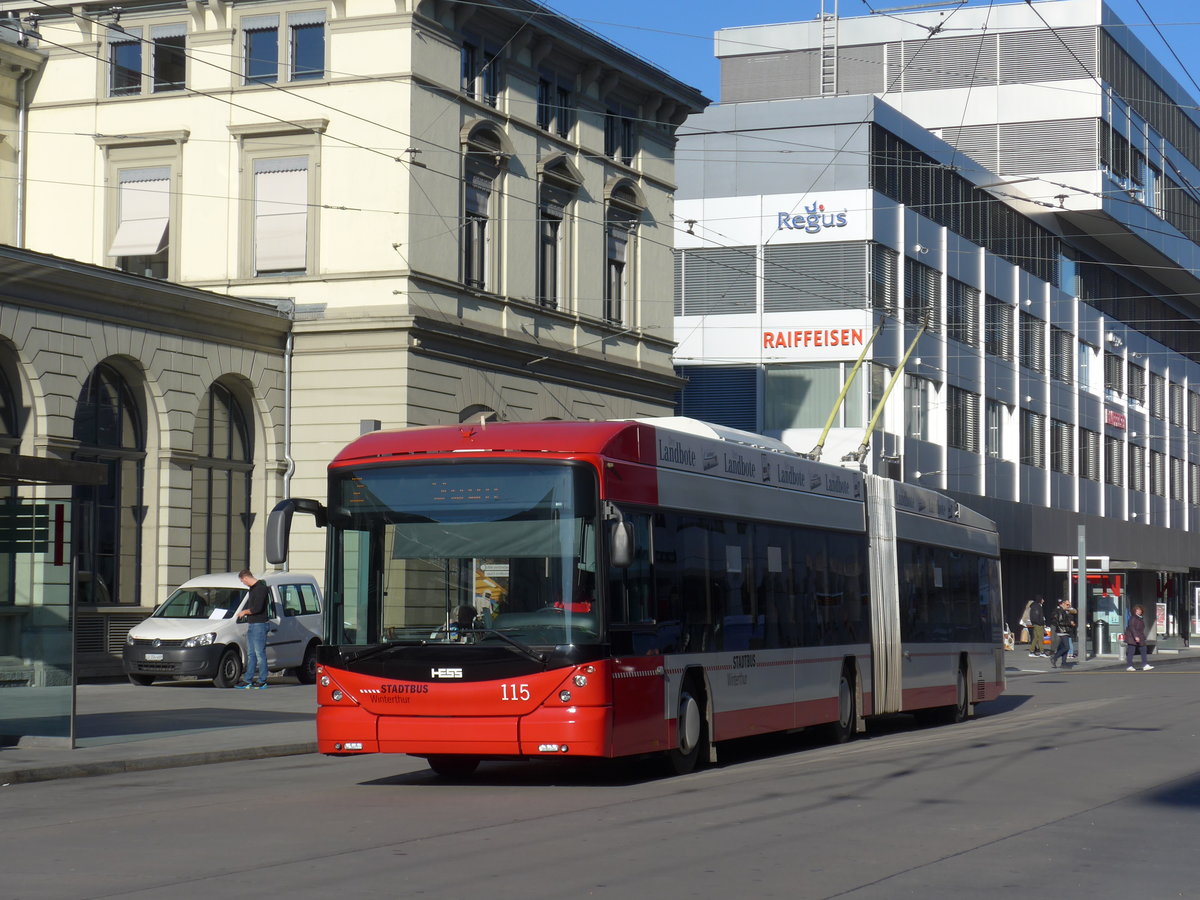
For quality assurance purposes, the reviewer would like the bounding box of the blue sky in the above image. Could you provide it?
[544,0,1200,103]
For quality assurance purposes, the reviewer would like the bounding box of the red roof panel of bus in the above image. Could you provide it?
[330,420,656,468]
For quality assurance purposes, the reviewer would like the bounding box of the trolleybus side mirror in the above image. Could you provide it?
[610,520,634,568]
[604,501,634,568]
[265,497,328,565]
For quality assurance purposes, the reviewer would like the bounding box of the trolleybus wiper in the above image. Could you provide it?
[344,641,403,664]
[476,629,547,665]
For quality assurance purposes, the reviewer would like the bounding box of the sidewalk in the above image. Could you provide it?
[0,677,317,785]
[1005,642,1200,677]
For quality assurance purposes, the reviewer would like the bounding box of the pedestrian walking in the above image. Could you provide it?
[235,568,271,688]
[1028,595,1047,657]
[1124,604,1153,671]
[1050,599,1073,668]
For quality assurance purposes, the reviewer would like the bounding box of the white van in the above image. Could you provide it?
[122,572,324,688]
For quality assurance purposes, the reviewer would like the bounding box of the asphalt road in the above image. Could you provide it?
[4,661,1199,900]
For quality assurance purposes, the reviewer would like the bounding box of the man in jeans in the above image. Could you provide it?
[235,569,271,688]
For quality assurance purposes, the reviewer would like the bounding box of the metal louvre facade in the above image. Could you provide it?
[763,242,868,313]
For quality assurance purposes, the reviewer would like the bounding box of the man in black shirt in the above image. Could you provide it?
[235,569,271,688]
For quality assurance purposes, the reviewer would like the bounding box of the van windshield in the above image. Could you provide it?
[154,587,245,620]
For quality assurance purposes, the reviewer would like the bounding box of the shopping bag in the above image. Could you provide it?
[1019,626,1030,644]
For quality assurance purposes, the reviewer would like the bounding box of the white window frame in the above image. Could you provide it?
[241,10,326,85]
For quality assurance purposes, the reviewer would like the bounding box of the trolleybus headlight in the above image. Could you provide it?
[331,689,344,701]
[559,690,572,702]
[573,675,588,687]
[320,675,330,687]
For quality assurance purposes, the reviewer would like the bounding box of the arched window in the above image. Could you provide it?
[537,154,582,310]
[0,363,18,455]
[191,382,253,576]
[0,364,18,606]
[461,121,511,292]
[73,363,145,605]
[604,179,643,325]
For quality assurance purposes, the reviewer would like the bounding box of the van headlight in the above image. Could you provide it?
[126,633,136,646]
[183,632,216,648]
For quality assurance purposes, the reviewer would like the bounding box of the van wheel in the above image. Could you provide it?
[213,648,243,688]
[427,756,479,778]
[127,673,155,686]
[295,642,318,685]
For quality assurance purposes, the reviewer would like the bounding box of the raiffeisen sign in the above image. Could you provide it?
[674,309,874,364]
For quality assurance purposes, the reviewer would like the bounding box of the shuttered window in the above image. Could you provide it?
[1079,427,1100,481]
[869,243,898,316]
[673,250,682,315]
[904,258,940,330]
[763,242,867,313]
[1171,456,1184,501]
[682,247,757,315]
[1104,353,1123,395]
[676,366,758,432]
[984,296,1013,360]
[1106,436,1124,486]
[947,386,979,452]
[110,166,170,258]
[253,156,308,275]
[1129,443,1146,492]
[1050,419,1073,474]
[1149,372,1165,419]
[1190,390,1200,433]
[1019,312,1045,373]
[1170,383,1183,426]
[947,278,979,346]
[1127,362,1145,406]
[1150,449,1166,497]
[1020,409,1045,468]
[1190,462,1200,506]
[1050,327,1073,384]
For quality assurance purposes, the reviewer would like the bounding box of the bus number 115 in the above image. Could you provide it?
[501,683,530,701]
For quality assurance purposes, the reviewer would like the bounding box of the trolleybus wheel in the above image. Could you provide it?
[667,680,708,775]
[950,665,970,723]
[427,756,480,779]
[828,667,856,744]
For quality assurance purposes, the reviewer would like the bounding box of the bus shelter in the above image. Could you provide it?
[0,454,106,747]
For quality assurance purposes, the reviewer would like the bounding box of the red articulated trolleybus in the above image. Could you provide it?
[266,417,1004,778]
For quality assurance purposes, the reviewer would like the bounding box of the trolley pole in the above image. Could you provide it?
[1076,526,1089,659]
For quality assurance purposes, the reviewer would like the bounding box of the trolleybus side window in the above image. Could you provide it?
[898,540,995,643]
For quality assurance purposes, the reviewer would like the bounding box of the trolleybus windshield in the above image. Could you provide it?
[329,462,600,649]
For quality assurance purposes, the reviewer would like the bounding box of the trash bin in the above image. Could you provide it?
[1093,621,1111,655]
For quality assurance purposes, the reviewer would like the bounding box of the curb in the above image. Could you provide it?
[1,741,317,786]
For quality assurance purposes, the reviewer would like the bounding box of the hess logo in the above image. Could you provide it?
[431,667,463,679]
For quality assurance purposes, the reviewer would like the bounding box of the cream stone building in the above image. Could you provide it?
[0,0,705,689]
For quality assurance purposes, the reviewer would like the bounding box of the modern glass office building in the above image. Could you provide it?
[675,0,1200,639]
